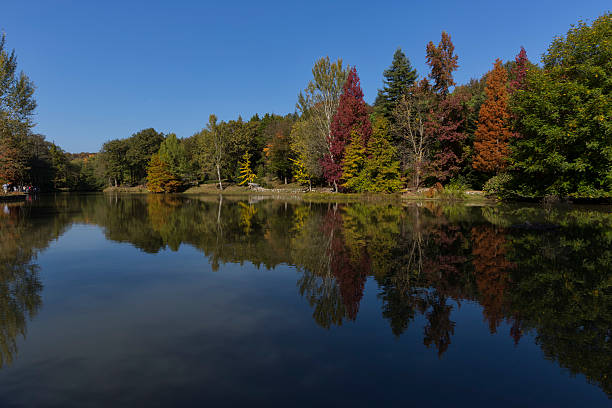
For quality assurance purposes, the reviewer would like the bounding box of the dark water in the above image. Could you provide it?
[0,194,610,407]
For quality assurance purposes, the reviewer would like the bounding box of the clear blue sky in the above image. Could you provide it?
[2,1,609,152]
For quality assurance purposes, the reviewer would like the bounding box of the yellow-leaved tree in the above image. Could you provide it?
[290,155,312,191]
[238,152,256,185]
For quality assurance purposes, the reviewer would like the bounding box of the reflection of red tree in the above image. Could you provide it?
[321,206,370,321]
[423,225,467,300]
[471,225,513,334]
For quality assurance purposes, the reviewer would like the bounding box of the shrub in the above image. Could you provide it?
[483,173,512,198]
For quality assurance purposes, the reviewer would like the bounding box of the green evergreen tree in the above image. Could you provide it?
[366,116,403,192]
[374,48,418,119]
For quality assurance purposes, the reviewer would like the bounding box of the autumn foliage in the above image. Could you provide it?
[473,59,513,173]
[425,31,459,96]
[0,137,22,184]
[146,154,181,193]
[322,67,371,191]
[509,47,529,92]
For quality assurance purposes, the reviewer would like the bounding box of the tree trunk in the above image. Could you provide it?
[333,180,338,192]
[216,164,222,190]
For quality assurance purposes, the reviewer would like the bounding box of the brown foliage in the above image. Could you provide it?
[471,225,513,333]
[472,59,513,173]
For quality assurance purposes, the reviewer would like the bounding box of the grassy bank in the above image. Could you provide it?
[101,182,494,204]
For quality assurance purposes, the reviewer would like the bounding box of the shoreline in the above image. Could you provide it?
[100,185,495,204]
[0,193,27,202]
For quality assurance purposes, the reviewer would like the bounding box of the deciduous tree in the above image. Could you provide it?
[323,67,371,191]
[342,130,368,192]
[473,59,513,174]
[198,114,227,190]
[509,47,529,92]
[0,136,21,184]
[392,82,435,188]
[510,13,612,199]
[426,31,459,96]
[238,152,256,185]
[146,153,181,193]
[293,57,348,182]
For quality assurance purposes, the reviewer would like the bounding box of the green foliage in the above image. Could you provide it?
[437,179,468,200]
[265,123,293,182]
[483,173,512,198]
[365,116,403,192]
[100,138,130,186]
[290,115,324,181]
[49,143,69,189]
[374,48,418,119]
[342,131,369,192]
[158,133,189,181]
[125,128,164,184]
[341,117,403,193]
[510,13,612,199]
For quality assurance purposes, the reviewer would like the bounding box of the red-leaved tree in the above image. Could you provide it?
[429,92,468,181]
[425,32,467,182]
[322,67,372,191]
[509,47,529,93]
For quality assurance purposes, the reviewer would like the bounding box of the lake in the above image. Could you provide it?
[0,193,610,407]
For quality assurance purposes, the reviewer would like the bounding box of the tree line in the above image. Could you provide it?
[1,13,610,199]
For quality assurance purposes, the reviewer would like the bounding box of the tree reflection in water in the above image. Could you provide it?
[0,195,610,396]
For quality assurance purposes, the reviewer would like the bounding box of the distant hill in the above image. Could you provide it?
[67,152,97,161]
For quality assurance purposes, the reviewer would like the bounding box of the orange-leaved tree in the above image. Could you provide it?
[473,59,513,173]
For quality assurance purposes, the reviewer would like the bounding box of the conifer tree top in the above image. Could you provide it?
[374,48,417,118]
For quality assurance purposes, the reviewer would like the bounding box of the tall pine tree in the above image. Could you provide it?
[374,48,417,119]
[322,67,371,192]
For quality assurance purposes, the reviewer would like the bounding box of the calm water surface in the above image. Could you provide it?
[0,194,610,407]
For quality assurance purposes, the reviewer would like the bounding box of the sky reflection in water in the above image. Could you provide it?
[0,194,610,407]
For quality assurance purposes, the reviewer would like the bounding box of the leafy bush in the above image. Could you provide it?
[438,179,469,200]
[483,173,512,198]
